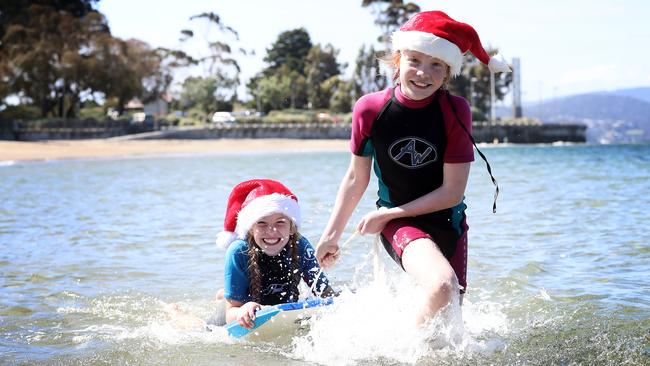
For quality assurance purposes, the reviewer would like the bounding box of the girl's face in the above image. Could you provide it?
[398,49,449,101]
[251,213,295,256]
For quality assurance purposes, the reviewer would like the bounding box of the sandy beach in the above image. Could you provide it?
[0,139,349,162]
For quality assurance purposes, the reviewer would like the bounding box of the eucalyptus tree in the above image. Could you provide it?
[176,12,245,112]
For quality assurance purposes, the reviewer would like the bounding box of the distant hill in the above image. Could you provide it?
[496,87,650,143]
[605,87,650,103]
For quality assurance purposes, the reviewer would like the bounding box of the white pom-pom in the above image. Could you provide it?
[488,54,511,74]
[215,231,237,250]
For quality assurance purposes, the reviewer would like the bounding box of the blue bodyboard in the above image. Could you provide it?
[225,297,334,339]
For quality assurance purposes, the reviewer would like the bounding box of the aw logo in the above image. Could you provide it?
[388,137,437,169]
[262,283,288,296]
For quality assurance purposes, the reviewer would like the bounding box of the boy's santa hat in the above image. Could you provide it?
[392,10,511,76]
[215,179,301,249]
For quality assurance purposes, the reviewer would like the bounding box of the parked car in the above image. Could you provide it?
[211,111,236,124]
[130,112,156,128]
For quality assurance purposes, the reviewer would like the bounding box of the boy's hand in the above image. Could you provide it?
[316,240,340,269]
[356,207,392,234]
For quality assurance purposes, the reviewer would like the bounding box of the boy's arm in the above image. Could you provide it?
[356,162,471,234]
[316,154,372,267]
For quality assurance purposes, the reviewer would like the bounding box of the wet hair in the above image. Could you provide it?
[380,50,451,88]
[246,222,302,303]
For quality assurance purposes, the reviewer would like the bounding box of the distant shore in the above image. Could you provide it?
[0,139,349,162]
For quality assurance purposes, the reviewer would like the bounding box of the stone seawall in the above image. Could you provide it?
[115,123,353,140]
[473,123,587,143]
[120,122,587,143]
[3,121,587,143]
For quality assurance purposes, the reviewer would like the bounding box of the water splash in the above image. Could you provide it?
[291,244,510,365]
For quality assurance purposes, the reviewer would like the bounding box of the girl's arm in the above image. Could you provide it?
[316,154,372,267]
[356,162,471,234]
[225,299,262,329]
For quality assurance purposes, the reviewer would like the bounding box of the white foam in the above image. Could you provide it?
[291,247,511,364]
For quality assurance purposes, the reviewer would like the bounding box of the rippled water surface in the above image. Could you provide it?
[1,144,649,365]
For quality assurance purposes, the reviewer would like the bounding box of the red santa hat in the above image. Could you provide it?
[215,179,301,249]
[391,10,511,76]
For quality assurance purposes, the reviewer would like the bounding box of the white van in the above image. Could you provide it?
[211,111,235,124]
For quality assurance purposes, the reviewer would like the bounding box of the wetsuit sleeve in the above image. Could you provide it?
[443,95,475,163]
[298,237,331,295]
[350,89,392,156]
[223,240,250,303]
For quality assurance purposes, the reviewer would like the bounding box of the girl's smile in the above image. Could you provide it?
[251,213,295,256]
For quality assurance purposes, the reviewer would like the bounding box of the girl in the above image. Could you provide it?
[315,11,508,325]
[215,178,335,329]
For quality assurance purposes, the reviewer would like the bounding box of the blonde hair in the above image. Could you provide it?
[246,223,302,303]
[380,50,452,89]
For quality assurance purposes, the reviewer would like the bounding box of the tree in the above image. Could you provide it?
[1,4,112,117]
[180,76,219,117]
[448,50,512,120]
[248,28,314,111]
[328,77,354,113]
[252,65,307,112]
[263,28,312,76]
[175,12,243,112]
[0,0,97,40]
[95,38,166,115]
[353,44,387,101]
[361,0,420,47]
[305,44,343,109]
[0,1,165,118]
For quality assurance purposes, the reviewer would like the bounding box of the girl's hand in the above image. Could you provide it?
[356,207,392,235]
[237,302,262,329]
[316,240,340,269]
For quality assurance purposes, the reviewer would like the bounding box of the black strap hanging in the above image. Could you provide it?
[445,91,499,213]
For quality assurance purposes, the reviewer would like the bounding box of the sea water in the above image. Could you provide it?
[1,144,649,365]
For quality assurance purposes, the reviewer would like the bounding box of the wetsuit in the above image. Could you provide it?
[224,236,330,304]
[350,85,474,291]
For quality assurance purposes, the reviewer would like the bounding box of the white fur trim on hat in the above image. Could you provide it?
[392,30,464,76]
[488,53,511,74]
[215,231,237,250]
[234,193,301,239]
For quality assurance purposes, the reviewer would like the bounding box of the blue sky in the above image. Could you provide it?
[99,0,650,104]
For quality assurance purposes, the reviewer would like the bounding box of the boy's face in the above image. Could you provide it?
[398,49,449,100]
[250,213,295,256]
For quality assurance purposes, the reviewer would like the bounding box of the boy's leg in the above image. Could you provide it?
[401,238,459,325]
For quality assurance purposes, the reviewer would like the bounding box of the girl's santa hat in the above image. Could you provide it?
[392,10,511,76]
[215,179,301,249]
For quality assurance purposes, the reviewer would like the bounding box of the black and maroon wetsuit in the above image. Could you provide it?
[350,85,474,291]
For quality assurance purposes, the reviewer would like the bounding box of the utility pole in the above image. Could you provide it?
[490,71,495,125]
[512,57,522,118]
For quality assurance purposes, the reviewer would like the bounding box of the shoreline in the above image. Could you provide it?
[0,139,349,162]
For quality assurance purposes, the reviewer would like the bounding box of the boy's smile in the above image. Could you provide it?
[399,49,448,101]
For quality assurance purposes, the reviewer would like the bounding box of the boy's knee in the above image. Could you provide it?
[426,270,458,299]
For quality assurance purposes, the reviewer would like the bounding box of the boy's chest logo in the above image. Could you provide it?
[388,137,438,168]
